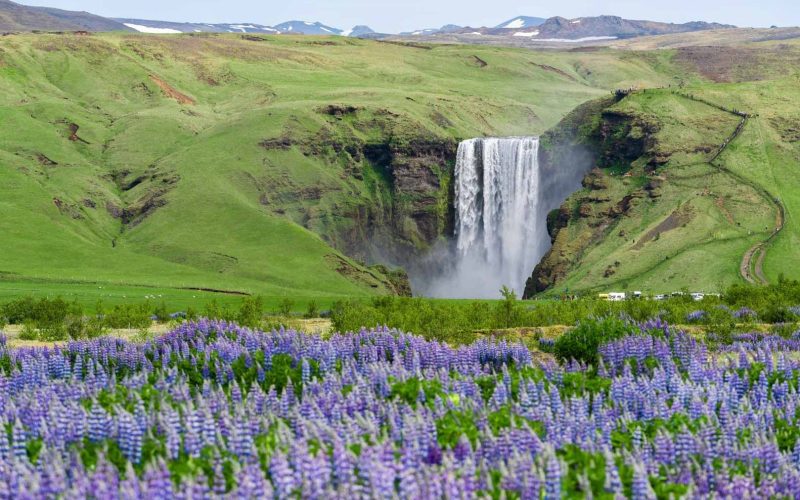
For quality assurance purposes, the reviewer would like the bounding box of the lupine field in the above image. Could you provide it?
[3,318,800,498]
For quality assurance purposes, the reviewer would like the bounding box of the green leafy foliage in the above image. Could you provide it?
[104,303,152,329]
[560,371,612,398]
[329,292,770,345]
[611,414,708,450]
[389,377,443,407]
[304,300,319,319]
[153,301,170,323]
[553,316,638,365]
[436,410,480,448]
[237,296,264,328]
[436,408,544,449]
[1,296,80,326]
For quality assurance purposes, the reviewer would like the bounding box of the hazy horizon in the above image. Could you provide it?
[15,0,800,33]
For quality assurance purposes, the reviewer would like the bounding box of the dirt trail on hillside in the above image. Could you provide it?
[703,113,785,286]
[741,244,761,284]
[667,92,784,285]
[149,75,195,105]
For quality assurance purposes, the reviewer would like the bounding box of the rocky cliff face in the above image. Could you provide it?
[259,107,457,277]
[344,136,457,266]
[379,139,456,250]
[523,95,655,298]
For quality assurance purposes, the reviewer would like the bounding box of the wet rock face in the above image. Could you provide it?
[257,108,458,279]
[597,110,659,168]
[582,168,609,190]
[260,127,457,265]
[354,138,456,264]
[546,207,571,243]
[390,142,446,194]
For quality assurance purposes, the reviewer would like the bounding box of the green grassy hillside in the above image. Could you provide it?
[528,40,800,295]
[0,32,690,303]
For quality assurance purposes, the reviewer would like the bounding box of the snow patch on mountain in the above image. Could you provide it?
[502,18,526,29]
[274,20,343,35]
[123,23,181,34]
[495,16,547,30]
[513,31,539,37]
[536,36,617,42]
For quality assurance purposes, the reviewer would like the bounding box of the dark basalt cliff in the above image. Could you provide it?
[523,94,659,298]
[364,138,457,261]
[259,106,457,277]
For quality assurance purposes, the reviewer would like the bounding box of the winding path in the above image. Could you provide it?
[741,199,785,284]
[669,92,785,284]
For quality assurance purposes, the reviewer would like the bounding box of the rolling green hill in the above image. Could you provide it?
[0,32,689,303]
[2,32,797,303]
[527,40,800,295]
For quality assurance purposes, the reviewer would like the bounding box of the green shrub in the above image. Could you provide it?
[772,322,798,339]
[65,315,107,339]
[277,298,294,317]
[553,316,638,365]
[39,323,68,342]
[204,299,235,321]
[237,296,264,328]
[304,300,319,319]
[153,301,170,323]
[705,307,736,344]
[1,296,81,327]
[104,303,151,329]
[496,286,519,328]
[2,297,37,324]
[762,304,793,324]
[19,321,39,341]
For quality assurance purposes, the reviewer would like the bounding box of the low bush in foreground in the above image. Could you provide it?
[552,316,638,364]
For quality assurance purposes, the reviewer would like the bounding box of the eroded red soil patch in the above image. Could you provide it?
[149,75,195,105]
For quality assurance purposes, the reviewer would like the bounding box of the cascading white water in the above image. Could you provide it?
[426,137,549,298]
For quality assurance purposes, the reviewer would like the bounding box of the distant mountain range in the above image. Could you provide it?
[273,20,345,35]
[399,24,462,36]
[474,15,735,39]
[0,0,736,42]
[419,15,734,41]
[114,19,278,34]
[495,16,547,29]
[114,19,373,36]
[0,0,130,31]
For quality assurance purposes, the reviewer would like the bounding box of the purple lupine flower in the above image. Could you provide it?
[12,419,28,461]
[686,310,706,322]
[88,404,110,443]
[117,412,142,464]
[270,451,295,497]
[545,454,562,500]
[302,358,311,386]
[631,464,654,500]
[734,307,757,320]
[4,318,800,497]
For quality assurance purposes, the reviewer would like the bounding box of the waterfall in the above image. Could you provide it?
[428,137,549,298]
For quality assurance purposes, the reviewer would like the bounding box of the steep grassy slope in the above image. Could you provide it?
[527,40,800,295]
[0,32,689,302]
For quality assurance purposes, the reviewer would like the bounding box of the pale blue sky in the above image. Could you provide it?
[19,0,799,33]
